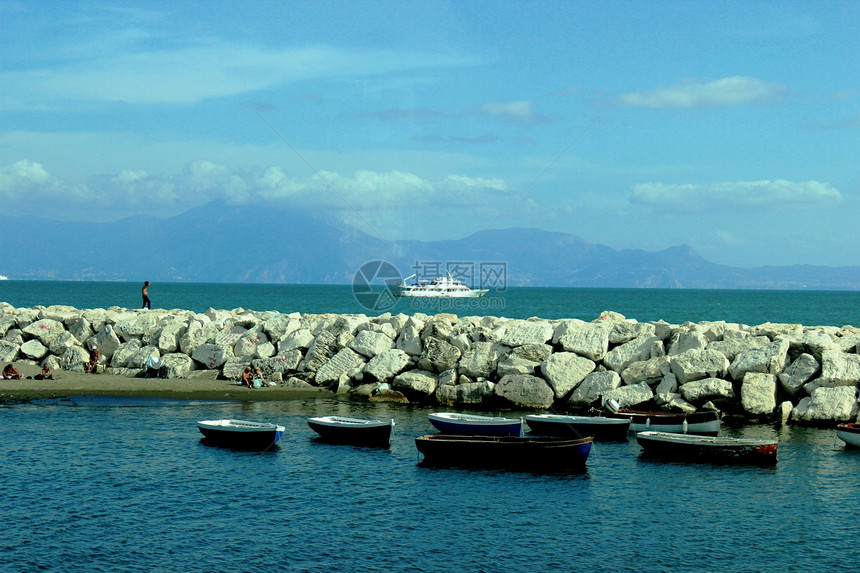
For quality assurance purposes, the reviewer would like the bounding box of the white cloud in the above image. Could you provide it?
[480,100,536,122]
[630,180,841,211]
[443,174,507,191]
[2,42,479,107]
[0,158,512,228]
[616,77,785,109]
[0,159,62,199]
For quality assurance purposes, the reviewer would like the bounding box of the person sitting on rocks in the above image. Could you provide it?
[241,367,254,388]
[34,365,54,380]
[252,367,267,388]
[86,346,101,374]
[2,363,21,379]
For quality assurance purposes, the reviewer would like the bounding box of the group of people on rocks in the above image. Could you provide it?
[241,366,275,389]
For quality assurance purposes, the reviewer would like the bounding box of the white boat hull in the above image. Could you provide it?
[836,423,860,447]
[395,289,488,298]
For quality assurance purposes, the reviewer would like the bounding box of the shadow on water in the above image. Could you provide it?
[197,437,281,454]
[29,395,231,408]
[308,436,392,450]
[635,451,780,469]
[415,460,592,480]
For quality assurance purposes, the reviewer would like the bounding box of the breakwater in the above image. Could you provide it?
[2,302,859,425]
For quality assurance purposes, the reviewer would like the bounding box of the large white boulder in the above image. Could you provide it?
[191,343,232,369]
[778,353,819,396]
[740,372,778,416]
[568,370,622,406]
[500,320,554,347]
[667,331,708,356]
[679,377,735,402]
[494,374,555,409]
[540,352,596,399]
[279,328,314,352]
[670,349,731,384]
[92,325,121,359]
[159,353,194,379]
[709,335,770,362]
[604,335,663,373]
[315,348,366,387]
[601,381,653,409]
[395,323,423,356]
[459,342,507,378]
[609,321,655,345]
[728,339,790,380]
[20,339,48,360]
[817,349,860,388]
[418,337,461,373]
[22,319,65,347]
[792,386,859,423]
[557,323,611,361]
[364,349,410,382]
[621,355,672,386]
[0,340,19,362]
[392,369,438,401]
[348,329,394,358]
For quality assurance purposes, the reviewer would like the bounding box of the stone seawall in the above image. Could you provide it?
[2,302,859,425]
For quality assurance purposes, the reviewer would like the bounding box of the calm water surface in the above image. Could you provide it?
[2,280,859,326]
[1,397,858,572]
[2,282,859,570]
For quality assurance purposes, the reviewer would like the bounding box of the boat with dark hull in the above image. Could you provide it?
[525,414,630,441]
[197,419,285,450]
[428,412,523,437]
[415,434,593,469]
[836,423,860,447]
[636,431,778,465]
[307,416,394,446]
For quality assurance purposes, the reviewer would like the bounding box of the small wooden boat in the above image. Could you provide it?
[307,416,394,446]
[636,431,778,464]
[428,412,523,437]
[525,414,630,441]
[836,423,860,447]
[415,434,592,469]
[197,419,284,450]
[603,408,721,435]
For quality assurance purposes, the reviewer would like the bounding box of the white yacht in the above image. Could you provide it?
[394,272,488,298]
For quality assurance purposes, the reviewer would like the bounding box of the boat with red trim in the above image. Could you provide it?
[836,422,860,447]
[636,431,778,464]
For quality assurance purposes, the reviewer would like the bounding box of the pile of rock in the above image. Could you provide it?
[1,302,858,425]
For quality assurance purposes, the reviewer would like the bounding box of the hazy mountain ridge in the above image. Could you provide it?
[4,201,860,289]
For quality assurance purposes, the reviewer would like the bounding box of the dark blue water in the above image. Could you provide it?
[1,397,857,571]
[2,280,860,326]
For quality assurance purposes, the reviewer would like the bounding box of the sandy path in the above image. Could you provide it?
[0,362,331,402]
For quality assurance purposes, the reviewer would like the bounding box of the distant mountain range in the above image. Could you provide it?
[4,200,860,289]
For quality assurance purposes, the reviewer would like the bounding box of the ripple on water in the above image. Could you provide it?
[1,397,859,571]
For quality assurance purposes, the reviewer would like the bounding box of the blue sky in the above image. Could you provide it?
[1,0,858,268]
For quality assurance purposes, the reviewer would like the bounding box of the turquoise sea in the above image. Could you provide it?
[2,280,860,326]
[2,281,859,571]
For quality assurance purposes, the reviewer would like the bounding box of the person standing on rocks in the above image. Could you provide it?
[142,281,151,310]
